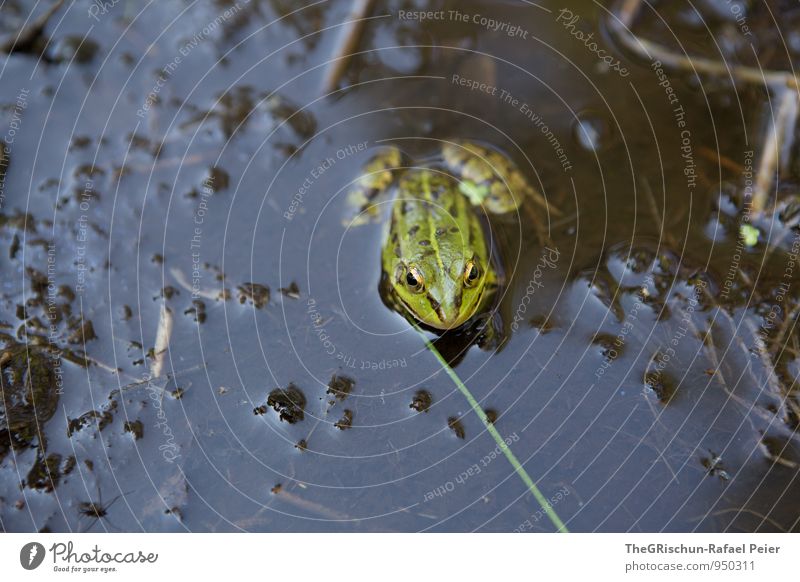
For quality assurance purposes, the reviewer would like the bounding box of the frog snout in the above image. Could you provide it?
[436,300,465,329]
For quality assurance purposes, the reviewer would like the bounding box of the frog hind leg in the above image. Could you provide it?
[475,308,507,352]
[345,146,404,226]
[472,275,507,351]
[441,140,556,244]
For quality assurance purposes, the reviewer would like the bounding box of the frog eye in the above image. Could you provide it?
[464,260,481,287]
[403,266,425,293]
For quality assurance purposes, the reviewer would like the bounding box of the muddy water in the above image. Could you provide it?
[0,0,799,532]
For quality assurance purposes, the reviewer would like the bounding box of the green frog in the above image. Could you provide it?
[347,140,551,346]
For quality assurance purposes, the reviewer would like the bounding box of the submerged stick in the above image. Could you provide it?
[413,324,569,532]
[150,303,173,380]
[611,0,798,90]
[752,89,799,213]
[320,0,377,95]
[272,487,353,521]
[610,0,800,215]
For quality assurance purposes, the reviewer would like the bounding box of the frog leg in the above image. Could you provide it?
[440,140,553,213]
[475,307,506,352]
[441,140,557,244]
[345,146,404,226]
[471,272,507,351]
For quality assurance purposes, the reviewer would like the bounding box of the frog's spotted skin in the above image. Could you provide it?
[346,146,403,225]
[347,140,546,335]
[441,140,550,215]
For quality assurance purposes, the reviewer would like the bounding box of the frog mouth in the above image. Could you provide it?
[398,289,483,331]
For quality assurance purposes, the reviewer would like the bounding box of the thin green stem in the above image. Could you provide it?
[414,326,569,532]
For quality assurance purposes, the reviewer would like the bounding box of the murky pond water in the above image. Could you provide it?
[1,0,799,532]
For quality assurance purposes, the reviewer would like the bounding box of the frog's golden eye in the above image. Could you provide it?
[403,266,425,293]
[464,260,481,287]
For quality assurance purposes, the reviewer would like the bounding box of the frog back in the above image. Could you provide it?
[385,170,488,272]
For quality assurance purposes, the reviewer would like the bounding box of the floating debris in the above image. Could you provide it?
[49,35,99,64]
[204,167,229,193]
[529,315,556,333]
[327,374,355,401]
[448,416,466,439]
[25,453,62,492]
[702,451,730,481]
[67,402,116,437]
[279,281,301,299]
[644,369,678,404]
[123,420,144,440]
[66,319,97,344]
[237,283,270,309]
[334,409,353,430]
[159,286,180,300]
[184,300,206,323]
[592,332,624,360]
[265,384,306,424]
[410,389,433,413]
[181,86,316,142]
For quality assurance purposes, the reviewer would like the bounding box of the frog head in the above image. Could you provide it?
[389,254,487,330]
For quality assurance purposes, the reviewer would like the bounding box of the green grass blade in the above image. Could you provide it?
[415,326,569,533]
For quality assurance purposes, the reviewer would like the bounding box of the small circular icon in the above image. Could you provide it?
[20,542,46,570]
